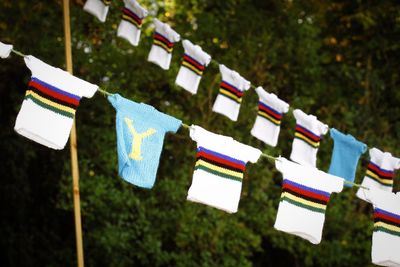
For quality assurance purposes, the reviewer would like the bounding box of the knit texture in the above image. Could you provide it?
[108,94,181,189]
[250,86,289,146]
[175,39,211,94]
[289,109,329,167]
[14,55,98,149]
[356,148,400,202]
[360,188,400,266]
[212,64,251,121]
[147,19,180,70]
[117,0,148,46]
[0,41,13,58]
[187,125,262,213]
[274,157,344,244]
[328,128,367,186]
[83,0,110,22]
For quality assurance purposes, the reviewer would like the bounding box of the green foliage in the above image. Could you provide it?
[0,0,400,266]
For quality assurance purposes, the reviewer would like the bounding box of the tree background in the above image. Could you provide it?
[0,0,400,266]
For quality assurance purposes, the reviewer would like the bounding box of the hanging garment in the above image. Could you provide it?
[0,41,13,58]
[117,0,148,46]
[356,148,400,202]
[250,86,289,146]
[328,128,367,186]
[360,188,400,267]
[274,157,344,244]
[108,94,181,189]
[14,56,98,149]
[187,125,262,213]
[175,39,211,94]
[289,109,329,167]
[212,64,251,121]
[147,19,180,70]
[83,0,110,22]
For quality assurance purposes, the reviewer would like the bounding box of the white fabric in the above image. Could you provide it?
[289,109,329,167]
[147,19,180,70]
[83,0,109,22]
[14,56,98,149]
[251,86,289,146]
[212,64,251,121]
[0,42,13,58]
[117,0,148,46]
[187,125,262,213]
[274,157,344,244]
[362,188,400,267]
[357,148,400,203]
[175,39,211,94]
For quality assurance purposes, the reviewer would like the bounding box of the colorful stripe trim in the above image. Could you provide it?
[258,102,283,126]
[153,32,174,53]
[181,54,205,76]
[373,208,400,237]
[122,7,143,29]
[280,179,330,214]
[194,146,245,182]
[365,162,394,187]
[294,124,321,148]
[218,81,243,104]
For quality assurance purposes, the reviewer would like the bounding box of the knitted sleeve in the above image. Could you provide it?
[318,121,329,135]
[0,42,13,58]
[241,143,262,163]
[160,112,182,133]
[293,109,306,123]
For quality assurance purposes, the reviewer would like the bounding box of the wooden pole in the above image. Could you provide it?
[62,0,85,266]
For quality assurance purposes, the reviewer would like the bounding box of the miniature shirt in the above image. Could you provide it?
[212,64,251,121]
[187,125,262,213]
[14,56,98,149]
[147,19,180,70]
[175,39,211,94]
[250,86,289,147]
[83,0,110,22]
[356,148,400,202]
[328,128,367,186]
[289,109,329,167]
[0,41,13,58]
[108,94,182,189]
[117,0,148,46]
[274,157,344,244]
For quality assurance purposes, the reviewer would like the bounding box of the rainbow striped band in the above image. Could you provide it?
[258,102,283,126]
[280,179,330,214]
[25,77,81,119]
[294,124,321,148]
[181,54,205,76]
[373,208,400,237]
[153,32,174,53]
[122,7,143,29]
[194,146,245,182]
[218,81,243,104]
[102,0,111,5]
[365,162,394,187]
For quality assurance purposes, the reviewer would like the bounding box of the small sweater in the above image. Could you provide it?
[274,157,344,244]
[83,0,110,22]
[108,94,182,189]
[187,125,262,213]
[117,0,148,46]
[212,64,251,121]
[250,86,289,146]
[0,41,13,58]
[175,39,211,94]
[147,19,180,70]
[14,56,98,149]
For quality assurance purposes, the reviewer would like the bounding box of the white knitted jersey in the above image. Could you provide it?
[14,56,98,149]
[83,0,110,22]
[289,109,329,167]
[117,0,148,46]
[147,19,180,70]
[250,86,289,146]
[212,64,251,121]
[274,157,344,244]
[187,125,262,213]
[175,40,211,94]
[356,148,400,203]
[0,41,13,58]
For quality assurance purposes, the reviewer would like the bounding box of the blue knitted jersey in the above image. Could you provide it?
[108,94,182,189]
[328,128,367,186]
